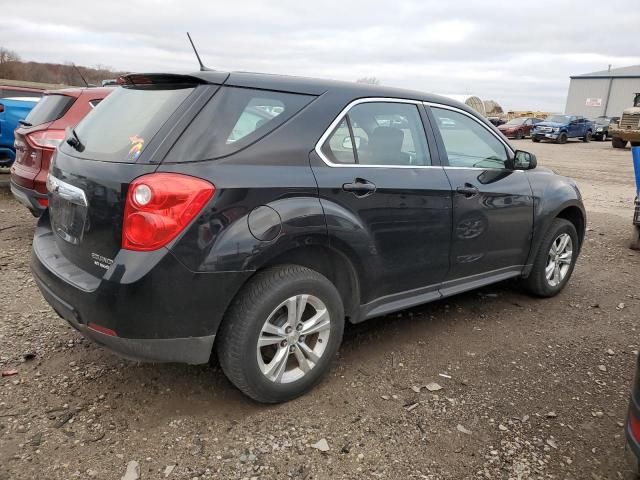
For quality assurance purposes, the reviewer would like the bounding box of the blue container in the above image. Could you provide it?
[634,146,640,195]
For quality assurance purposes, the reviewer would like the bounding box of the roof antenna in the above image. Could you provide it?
[187,32,212,71]
[72,63,89,87]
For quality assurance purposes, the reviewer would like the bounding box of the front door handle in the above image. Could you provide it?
[456,184,479,198]
[342,178,376,197]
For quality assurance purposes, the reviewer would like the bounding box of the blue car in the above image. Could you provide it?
[0,97,38,167]
[531,114,594,144]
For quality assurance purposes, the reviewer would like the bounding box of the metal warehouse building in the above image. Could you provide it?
[565,64,640,118]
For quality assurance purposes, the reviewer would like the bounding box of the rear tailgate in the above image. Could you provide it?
[45,75,218,279]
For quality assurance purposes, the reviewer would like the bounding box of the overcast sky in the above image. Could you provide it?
[2,0,639,111]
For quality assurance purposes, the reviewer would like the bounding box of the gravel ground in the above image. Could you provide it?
[1,139,639,479]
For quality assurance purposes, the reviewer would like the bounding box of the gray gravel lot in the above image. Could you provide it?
[1,139,639,479]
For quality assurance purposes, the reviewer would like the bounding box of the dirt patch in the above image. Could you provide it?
[1,141,639,479]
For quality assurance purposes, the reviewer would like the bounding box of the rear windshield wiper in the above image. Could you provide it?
[18,120,32,127]
[66,127,85,152]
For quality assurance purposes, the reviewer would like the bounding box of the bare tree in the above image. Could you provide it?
[356,77,381,85]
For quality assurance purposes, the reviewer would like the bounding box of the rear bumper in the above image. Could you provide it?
[10,180,46,216]
[31,214,252,364]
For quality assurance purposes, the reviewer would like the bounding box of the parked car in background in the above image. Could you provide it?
[0,85,44,99]
[488,116,506,127]
[32,71,585,403]
[498,117,542,139]
[10,87,113,216]
[626,355,640,476]
[0,97,38,166]
[590,116,619,141]
[531,115,594,144]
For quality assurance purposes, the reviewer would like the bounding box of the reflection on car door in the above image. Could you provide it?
[428,105,534,294]
[310,100,453,313]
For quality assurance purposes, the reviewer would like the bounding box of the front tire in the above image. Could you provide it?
[532,137,540,143]
[612,137,627,148]
[522,219,578,297]
[557,132,568,144]
[217,265,344,403]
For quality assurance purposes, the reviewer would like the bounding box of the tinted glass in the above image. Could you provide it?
[431,107,508,169]
[322,102,430,166]
[168,87,314,162]
[24,94,74,126]
[67,86,194,162]
[321,119,355,164]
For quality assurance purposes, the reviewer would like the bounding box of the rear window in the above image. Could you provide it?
[167,87,314,162]
[24,94,74,126]
[67,86,194,162]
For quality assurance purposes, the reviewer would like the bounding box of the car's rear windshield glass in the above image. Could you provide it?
[24,94,74,126]
[166,86,314,162]
[64,86,194,162]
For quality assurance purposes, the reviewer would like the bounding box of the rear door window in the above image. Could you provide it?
[24,94,74,126]
[65,86,195,162]
[168,87,314,162]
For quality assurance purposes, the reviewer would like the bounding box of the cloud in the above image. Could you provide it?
[2,0,639,111]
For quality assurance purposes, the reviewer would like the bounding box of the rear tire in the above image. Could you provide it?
[557,132,568,144]
[522,219,578,297]
[217,265,344,403]
[612,137,627,148]
[582,131,592,142]
[532,137,540,143]
[516,130,523,140]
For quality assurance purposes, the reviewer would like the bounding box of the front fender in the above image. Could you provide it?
[524,170,586,273]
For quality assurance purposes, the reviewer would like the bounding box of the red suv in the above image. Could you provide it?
[10,87,113,216]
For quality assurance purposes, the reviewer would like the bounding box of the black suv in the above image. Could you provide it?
[32,72,585,403]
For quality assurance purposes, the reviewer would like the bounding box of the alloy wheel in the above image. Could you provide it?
[257,294,331,384]
[545,233,573,287]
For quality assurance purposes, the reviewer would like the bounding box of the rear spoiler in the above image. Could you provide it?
[117,72,229,87]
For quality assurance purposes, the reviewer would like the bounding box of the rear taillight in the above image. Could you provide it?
[0,104,4,113]
[122,173,215,251]
[630,409,640,441]
[27,130,65,150]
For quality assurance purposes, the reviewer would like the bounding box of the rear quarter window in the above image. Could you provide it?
[24,94,74,126]
[167,87,314,162]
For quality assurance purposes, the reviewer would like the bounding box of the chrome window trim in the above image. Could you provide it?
[314,97,440,169]
[423,101,515,157]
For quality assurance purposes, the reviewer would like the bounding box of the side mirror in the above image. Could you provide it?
[513,150,537,170]
[342,136,362,150]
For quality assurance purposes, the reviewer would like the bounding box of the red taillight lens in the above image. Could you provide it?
[0,104,4,113]
[630,409,640,441]
[37,198,48,207]
[122,173,215,251]
[27,130,66,150]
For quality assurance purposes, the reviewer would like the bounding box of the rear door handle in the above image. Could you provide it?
[342,178,376,197]
[456,184,479,198]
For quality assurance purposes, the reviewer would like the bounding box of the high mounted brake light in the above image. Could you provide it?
[122,173,215,251]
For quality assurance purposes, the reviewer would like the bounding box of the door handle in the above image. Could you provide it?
[342,178,376,197]
[456,184,479,198]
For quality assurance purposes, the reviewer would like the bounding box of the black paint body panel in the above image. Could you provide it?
[31,70,586,364]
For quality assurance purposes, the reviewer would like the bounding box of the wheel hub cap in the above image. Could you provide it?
[257,294,331,384]
[545,233,573,287]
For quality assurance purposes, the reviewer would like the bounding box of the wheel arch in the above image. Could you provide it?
[258,245,361,323]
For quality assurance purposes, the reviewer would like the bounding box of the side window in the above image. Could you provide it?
[320,118,355,164]
[321,102,430,166]
[431,107,508,169]
[524,119,532,126]
[89,99,102,108]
